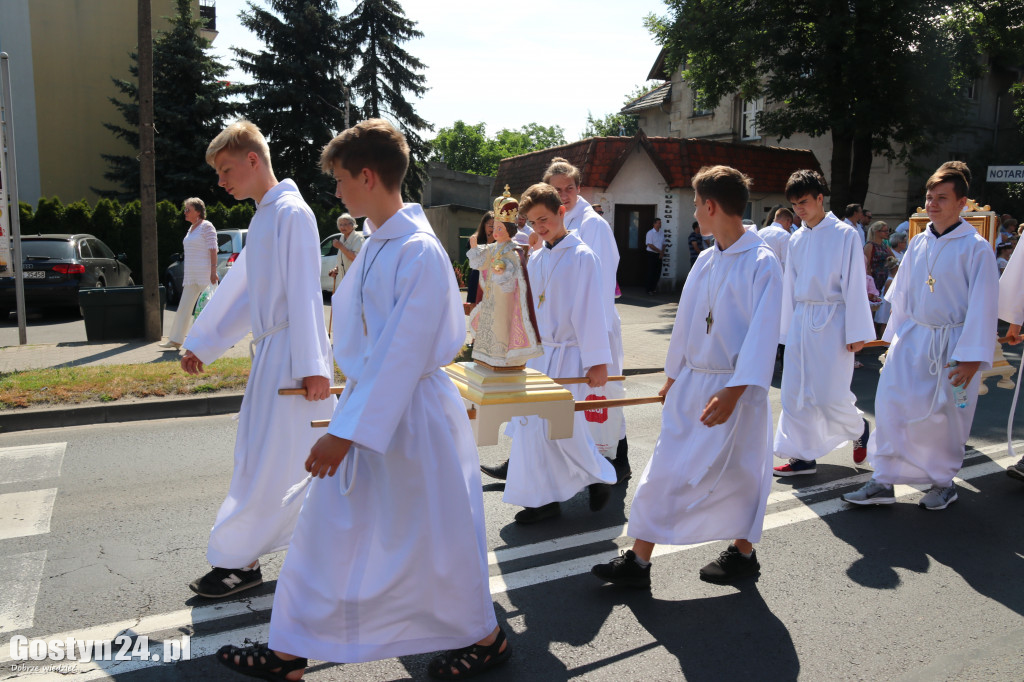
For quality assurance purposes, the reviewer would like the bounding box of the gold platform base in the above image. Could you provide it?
[444,362,574,446]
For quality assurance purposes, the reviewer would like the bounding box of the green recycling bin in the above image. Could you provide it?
[79,286,166,341]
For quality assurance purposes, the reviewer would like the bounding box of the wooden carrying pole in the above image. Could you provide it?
[278,375,628,397]
[863,336,1010,349]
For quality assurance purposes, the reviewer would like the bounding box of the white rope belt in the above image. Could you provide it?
[686,365,734,374]
[794,299,841,410]
[249,320,289,359]
[908,315,964,424]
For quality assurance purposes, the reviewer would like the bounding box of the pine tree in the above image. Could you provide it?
[234,0,349,207]
[341,0,432,200]
[100,0,236,203]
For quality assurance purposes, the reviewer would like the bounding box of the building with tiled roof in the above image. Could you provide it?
[492,130,822,290]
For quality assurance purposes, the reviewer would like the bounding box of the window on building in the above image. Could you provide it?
[741,97,765,140]
[692,88,713,116]
[963,79,977,100]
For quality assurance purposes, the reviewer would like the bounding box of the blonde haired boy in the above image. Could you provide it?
[181,119,335,598]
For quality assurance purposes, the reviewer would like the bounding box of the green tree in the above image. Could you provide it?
[341,0,432,200]
[428,122,567,176]
[644,0,1008,209]
[582,83,661,138]
[234,0,349,206]
[100,0,236,203]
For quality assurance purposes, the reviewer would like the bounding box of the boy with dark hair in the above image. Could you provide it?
[182,119,335,599]
[502,182,616,524]
[844,164,997,509]
[592,165,782,587]
[217,118,509,681]
[772,170,875,477]
[844,202,866,245]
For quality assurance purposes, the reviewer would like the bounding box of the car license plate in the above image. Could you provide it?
[21,270,45,279]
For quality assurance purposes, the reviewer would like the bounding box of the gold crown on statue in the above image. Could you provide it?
[493,185,519,224]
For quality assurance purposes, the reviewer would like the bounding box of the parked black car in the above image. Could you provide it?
[0,234,134,317]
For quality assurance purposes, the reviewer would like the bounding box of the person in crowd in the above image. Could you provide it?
[864,221,894,292]
[159,197,218,350]
[327,213,363,284]
[889,231,908,263]
[645,218,664,295]
[843,203,866,246]
[465,211,495,315]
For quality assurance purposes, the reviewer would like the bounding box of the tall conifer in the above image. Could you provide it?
[101,0,235,203]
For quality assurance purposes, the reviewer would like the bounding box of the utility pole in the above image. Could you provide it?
[138,0,161,341]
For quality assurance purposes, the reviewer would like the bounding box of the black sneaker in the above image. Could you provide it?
[613,438,632,484]
[591,550,651,588]
[699,545,760,584]
[588,482,611,511]
[189,564,263,598]
[480,460,508,481]
[514,502,561,525]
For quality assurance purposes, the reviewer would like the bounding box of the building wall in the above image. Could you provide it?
[1,0,191,206]
[0,0,42,205]
[423,204,487,263]
[421,161,494,210]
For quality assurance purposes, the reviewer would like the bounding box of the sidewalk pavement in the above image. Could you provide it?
[0,286,679,430]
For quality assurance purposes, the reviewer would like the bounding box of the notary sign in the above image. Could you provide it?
[987,166,1024,182]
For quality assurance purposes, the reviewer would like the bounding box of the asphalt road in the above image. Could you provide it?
[1,352,1023,681]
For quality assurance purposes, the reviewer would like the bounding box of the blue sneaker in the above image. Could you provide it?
[772,458,817,477]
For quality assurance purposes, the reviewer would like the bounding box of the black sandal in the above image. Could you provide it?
[427,627,511,679]
[216,642,307,681]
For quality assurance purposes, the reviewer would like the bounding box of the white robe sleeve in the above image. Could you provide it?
[183,248,251,363]
[882,247,911,343]
[779,245,795,345]
[282,206,333,381]
[327,242,462,454]
[582,215,620,306]
[729,254,783,391]
[840,231,876,344]
[571,249,612,371]
[998,243,1024,324]
[952,241,998,367]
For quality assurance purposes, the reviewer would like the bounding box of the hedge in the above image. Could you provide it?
[16,197,346,280]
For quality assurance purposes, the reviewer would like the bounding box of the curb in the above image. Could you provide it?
[0,392,244,433]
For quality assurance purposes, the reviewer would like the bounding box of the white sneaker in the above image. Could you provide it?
[919,484,958,510]
[842,479,895,505]
[158,340,181,349]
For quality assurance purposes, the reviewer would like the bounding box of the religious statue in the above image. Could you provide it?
[467,187,543,369]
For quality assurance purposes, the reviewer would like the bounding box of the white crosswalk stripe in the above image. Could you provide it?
[0,443,66,486]
[0,489,57,542]
[0,551,46,633]
[4,441,1017,680]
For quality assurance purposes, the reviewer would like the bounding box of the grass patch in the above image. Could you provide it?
[0,358,254,410]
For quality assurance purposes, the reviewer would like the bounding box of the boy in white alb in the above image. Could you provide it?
[217,120,509,681]
[844,165,998,509]
[998,242,1024,481]
[772,170,875,477]
[545,159,631,482]
[181,120,335,599]
[592,165,782,587]
[503,183,617,525]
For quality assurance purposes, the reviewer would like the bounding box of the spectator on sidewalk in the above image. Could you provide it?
[645,218,664,295]
[159,198,217,351]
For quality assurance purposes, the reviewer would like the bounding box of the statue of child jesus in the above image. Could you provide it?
[467,207,542,369]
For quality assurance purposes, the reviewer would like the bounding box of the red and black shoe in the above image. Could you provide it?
[852,418,870,464]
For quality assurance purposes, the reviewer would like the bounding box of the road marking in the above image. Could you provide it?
[0,551,46,633]
[3,446,1018,679]
[0,489,57,541]
[488,441,1012,567]
[0,443,66,486]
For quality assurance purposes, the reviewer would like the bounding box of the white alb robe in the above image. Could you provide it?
[564,197,626,442]
[629,231,782,545]
[774,212,875,461]
[268,204,496,663]
[998,243,1024,324]
[758,222,790,269]
[184,179,336,568]
[504,232,617,507]
[868,220,998,486]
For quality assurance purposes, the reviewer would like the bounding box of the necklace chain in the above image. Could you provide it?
[924,228,953,293]
[359,239,392,335]
[704,247,736,333]
[537,246,570,307]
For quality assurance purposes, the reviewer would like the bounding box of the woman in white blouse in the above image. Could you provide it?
[159,197,218,349]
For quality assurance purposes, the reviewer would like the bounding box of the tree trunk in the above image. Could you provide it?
[849,132,873,208]
[828,129,853,215]
[138,0,161,341]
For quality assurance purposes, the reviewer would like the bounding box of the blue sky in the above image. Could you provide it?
[208,0,669,140]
